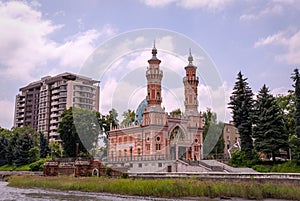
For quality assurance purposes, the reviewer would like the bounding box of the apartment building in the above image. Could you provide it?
[14,72,100,141]
[223,121,240,158]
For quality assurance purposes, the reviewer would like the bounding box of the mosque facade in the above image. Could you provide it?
[107,45,203,171]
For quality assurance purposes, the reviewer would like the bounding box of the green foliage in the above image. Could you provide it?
[229,151,249,167]
[228,71,254,159]
[58,107,102,157]
[39,132,49,158]
[105,167,112,177]
[291,68,300,161]
[121,109,135,125]
[8,175,300,200]
[170,108,182,116]
[29,158,46,171]
[49,141,62,159]
[13,132,34,166]
[29,147,40,163]
[270,161,300,173]
[253,84,288,160]
[0,135,8,166]
[252,165,271,172]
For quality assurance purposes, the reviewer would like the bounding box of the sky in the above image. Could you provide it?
[0,0,300,129]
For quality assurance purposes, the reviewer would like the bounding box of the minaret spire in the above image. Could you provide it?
[152,40,157,58]
[188,48,193,65]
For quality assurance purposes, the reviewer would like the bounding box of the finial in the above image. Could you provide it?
[152,40,157,58]
[188,48,193,65]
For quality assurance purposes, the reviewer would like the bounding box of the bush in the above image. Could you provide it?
[252,165,271,172]
[29,158,46,171]
[270,161,300,173]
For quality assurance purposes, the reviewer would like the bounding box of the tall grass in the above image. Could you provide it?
[7,175,300,200]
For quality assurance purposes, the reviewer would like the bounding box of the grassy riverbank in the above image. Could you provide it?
[7,175,300,200]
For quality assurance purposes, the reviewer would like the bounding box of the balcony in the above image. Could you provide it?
[49,126,58,131]
[49,132,59,137]
[51,101,59,106]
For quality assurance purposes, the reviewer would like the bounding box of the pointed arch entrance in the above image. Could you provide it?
[169,125,190,160]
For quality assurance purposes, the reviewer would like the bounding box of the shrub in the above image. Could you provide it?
[29,158,46,171]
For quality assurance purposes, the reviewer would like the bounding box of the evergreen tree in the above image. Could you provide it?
[253,85,288,161]
[6,133,18,165]
[39,132,49,158]
[291,68,300,160]
[291,68,300,138]
[228,71,254,158]
[0,135,8,166]
[13,133,34,166]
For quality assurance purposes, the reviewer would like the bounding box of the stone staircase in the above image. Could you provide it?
[199,160,256,173]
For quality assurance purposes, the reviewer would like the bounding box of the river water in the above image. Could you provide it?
[0,181,289,201]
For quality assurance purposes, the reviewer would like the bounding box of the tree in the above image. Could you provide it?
[49,141,62,159]
[291,68,300,138]
[0,135,8,166]
[39,132,49,158]
[170,108,182,116]
[13,132,34,166]
[291,68,300,160]
[6,132,18,165]
[58,107,101,157]
[121,109,135,126]
[253,84,288,161]
[202,108,224,158]
[228,71,254,159]
[106,108,119,129]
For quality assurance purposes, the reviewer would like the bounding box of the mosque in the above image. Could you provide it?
[107,45,205,172]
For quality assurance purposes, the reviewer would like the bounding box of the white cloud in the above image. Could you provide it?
[142,0,234,10]
[142,0,177,7]
[240,4,283,21]
[0,1,116,82]
[254,29,300,65]
[0,100,14,129]
[177,0,234,10]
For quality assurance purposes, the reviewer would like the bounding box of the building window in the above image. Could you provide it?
[118,150,122,157]
[119,137,122,143]
[138,163,142,168]
[137,148,141,155]
[158,163,162,167]
[111,139,114,143]
[124,149,127,157]
[129,136,133,142]
[226,127,230,132]
[227,144,230,150]
[146,144,150,151]
[194,138,198,143]
[156,144,161,151]
[124,137,127,143]
[194,146,199,152]
[156,136,160,142]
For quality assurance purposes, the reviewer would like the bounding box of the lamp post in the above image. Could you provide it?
[76,142,79,158]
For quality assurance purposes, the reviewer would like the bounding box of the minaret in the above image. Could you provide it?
[183,49,199,114]
[146,42,163,106]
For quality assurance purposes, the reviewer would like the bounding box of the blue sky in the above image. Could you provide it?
[0,0,300,128]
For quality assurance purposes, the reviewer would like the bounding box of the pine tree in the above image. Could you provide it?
[253,85,288,161]
[291,68,300,160]
[13,133,34,166]
[228,71,254,158]
[0,135,8,166]
[291,68,300,138]
[39,132,49,158]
